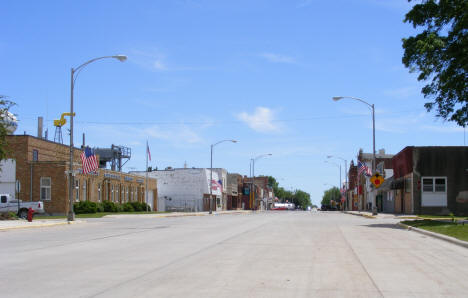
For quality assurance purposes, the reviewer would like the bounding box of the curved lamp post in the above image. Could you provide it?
[332,96,377,215]
[250,153,272,210]
[210,139,237,214]
[68,55,127,221]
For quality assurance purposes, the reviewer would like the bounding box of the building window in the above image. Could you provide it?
[422,177,446,193]
[32,149,39,161]
[116,185,120,203]
[82,180,87,201]
[126,186,129,203]
[111,184,114,202]
[97,184,101,202]
[40,177,51,201]
[75,180,80,202]
[435,178,446,192]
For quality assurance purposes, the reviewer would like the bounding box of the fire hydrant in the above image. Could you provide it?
[27,208,34,222]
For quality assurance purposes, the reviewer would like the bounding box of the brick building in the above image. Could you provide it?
[4,135,157,215]
[391,146,468,215]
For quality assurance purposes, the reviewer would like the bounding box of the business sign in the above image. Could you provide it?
[370,172,384,188]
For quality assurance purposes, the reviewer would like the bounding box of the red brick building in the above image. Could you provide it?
[5,135,157,215]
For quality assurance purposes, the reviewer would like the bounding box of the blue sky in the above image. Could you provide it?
[1,0,465,206]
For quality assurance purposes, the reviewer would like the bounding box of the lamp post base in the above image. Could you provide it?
[372,206,378,216]
[67,211,75,221]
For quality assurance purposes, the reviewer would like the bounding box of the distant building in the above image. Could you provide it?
[132,168,223,212]
[357,149,394,211]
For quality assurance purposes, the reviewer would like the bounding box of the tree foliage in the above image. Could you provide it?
[266,176,312,209]
[0,95,15,162]
[402,0,467,127]
[321,187,341,206]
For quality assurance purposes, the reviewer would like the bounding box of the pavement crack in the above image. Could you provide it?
[338,226,384,298]
[88,220,271,298]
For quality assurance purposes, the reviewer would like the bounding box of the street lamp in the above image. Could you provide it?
[327,155,348,210]
[324,160,341,194]
[250,153,272,210]
[332,96,377,215]
[68,55,127,221]
[210,139,237,214]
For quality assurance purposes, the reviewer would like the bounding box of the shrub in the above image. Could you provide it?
[130,201,149,212]
[122,202,134,212]
[74,201,97,214]
[101,200,118,212]
[96,202,105,213]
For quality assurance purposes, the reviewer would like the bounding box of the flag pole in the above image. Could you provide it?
[146,140,149,212]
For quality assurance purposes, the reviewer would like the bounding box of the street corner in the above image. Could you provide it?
[0,219,85,231]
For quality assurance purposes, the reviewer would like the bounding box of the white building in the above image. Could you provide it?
[211,168,227,210]
[0,159,16,198]
[360,149,394,210]
[131,168,222,212]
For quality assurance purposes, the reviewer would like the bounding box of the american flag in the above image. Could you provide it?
[358,160,372,177]
[81,147,98,175]
[211,179,223,193]
[146,142,151,161]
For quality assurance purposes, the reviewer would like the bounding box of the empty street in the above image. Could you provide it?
[1,212,468,297]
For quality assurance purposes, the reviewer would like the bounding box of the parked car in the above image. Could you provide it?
[0,194,45,218]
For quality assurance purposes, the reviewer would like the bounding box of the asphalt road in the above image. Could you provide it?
[1,211,467,298]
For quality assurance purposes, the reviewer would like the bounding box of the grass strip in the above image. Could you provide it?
[417,214,468,220]
[402,220,468,242]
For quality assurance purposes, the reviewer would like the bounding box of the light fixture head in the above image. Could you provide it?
[114,55,127,62]
[327,155,333,158]
[332,96,343,101]
[231,140,238,143]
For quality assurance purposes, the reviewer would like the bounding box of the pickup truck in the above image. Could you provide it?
[0,194,45,218]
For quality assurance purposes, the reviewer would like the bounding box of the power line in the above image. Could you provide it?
[18,109,421,126]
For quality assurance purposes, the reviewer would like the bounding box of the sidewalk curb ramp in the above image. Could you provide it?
[0,220,85,231]
[397,222,468,249]
[343,211,376,219]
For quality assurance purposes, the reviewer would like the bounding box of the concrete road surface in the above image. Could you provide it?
[1,212,467,297]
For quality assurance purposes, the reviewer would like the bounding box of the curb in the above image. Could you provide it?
[0,220,85,231]
[343,211,376,219]
[104,210,254,219]
[397,222,468,249]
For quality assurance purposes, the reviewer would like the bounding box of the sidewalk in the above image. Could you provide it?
[0,210,254,231]
[343,210,418,219]
[0,219,84,231]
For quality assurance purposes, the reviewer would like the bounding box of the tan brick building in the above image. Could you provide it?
[6,135,157,215]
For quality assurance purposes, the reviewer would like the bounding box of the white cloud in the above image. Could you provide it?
[383,86,419,99]
[144,124,203,144]
[260,53,295,64]
[153,59,167,71]
[237,107,281,133]
[420,124,465,133]
[296,0,314,8]
[130,49,169,71]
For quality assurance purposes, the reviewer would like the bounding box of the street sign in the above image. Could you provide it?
[370,173,384,188]
[15,180,21,193]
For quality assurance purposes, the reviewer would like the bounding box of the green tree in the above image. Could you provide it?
[321,187,340,206]
[267,176,279,194]
[402,0,468,126]
[0,95,15,162]
[293,190,311,210]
